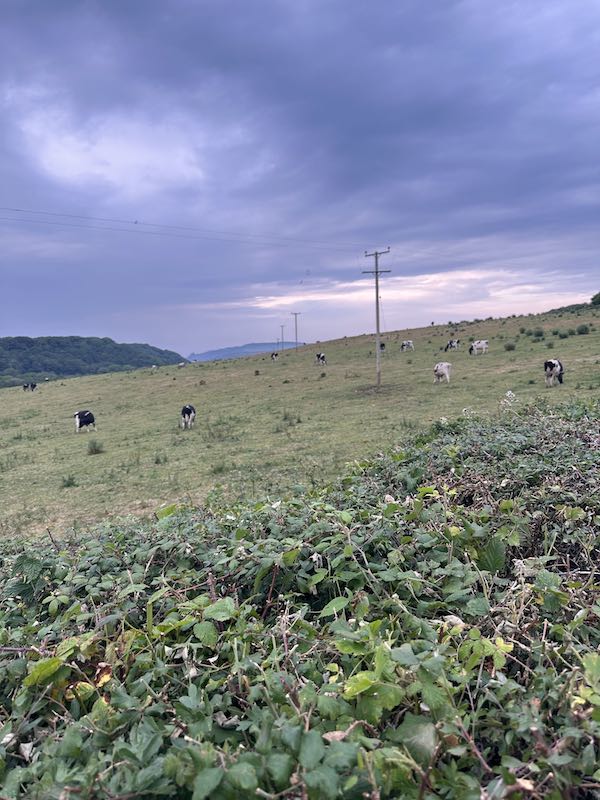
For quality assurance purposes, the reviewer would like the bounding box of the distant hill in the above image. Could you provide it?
[0,336,184,387]
[188,341,302,362]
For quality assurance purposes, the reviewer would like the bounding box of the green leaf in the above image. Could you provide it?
[227,762,258,791]
[395,713,437,765]
[299,729,325,769]
[343,671,377,698]
[266,752,294,788]
[156,503,178,519]
[391,643,419,667]
[23,657,64,687]
[304,765,340,798]
[192,767,224,799]
[203,597,236,621]
[319,596,350,617]
[193,621,219,648]
[477,538,506,573]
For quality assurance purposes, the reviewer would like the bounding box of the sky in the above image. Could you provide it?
[1,1,599,356]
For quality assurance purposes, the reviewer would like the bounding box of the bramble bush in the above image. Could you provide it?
[0,399,599,799]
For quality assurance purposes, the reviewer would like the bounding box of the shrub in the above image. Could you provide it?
[559,332,569,339]
[504,342,516,351]
[519,326,526,333]
[592,291,600,305]
[568,328,576,336]
[87,439,104,455]
[61,475,77,488]
[576,324,590,335]
[546,341,554,349]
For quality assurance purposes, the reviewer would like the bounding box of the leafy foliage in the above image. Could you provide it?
[0,400,599,798]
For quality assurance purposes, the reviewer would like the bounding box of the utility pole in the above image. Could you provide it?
[363,247,391,388]
[280,324,285,352]
[291,312,301,351]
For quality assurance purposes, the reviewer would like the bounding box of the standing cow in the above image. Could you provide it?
[469,340,489,355]
[181,404,196,429]
[433,362,452,383]
[400,340,414,351]
[445,339,460,352]
[544,359,564,387]
[315,352,327,365]
[74,410,95,432]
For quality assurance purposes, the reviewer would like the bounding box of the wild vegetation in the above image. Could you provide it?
[0,336,183,388]
[0,396,598,798]
[0,303,598,538]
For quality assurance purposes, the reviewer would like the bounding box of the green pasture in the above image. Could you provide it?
[0,305,598,537]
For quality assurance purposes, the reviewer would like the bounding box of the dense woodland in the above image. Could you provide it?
[0,336,183,387]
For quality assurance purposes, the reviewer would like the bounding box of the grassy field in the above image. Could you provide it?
[0,304,598,537]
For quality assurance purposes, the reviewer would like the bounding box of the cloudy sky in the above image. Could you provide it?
[1,1,599,355]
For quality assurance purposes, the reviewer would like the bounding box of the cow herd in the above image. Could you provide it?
[21,343,567,440]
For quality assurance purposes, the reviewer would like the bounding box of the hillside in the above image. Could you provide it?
[0,336,184,387]
[188,341,299,362]
[0,398,598,797]
[0,302,598,537]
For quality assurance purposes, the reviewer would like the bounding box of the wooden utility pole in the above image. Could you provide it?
[363,247,391,388]
[280,324,285,352]
[291,312,301,351]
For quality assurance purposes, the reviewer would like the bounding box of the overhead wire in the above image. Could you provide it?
[0,206,363,253]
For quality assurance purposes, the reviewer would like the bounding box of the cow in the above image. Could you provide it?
[379,342,386,352]
[433,362,452,383]
[181,404,196,429]
[74,410,95,432]
[544,359,564,387]
[22,383,29,391]
[271,352,279,361]
[445,339,460,352]
[400,340,414,351]
[29,382,37,391]
[469,340,489,355]
[315,352,327,365]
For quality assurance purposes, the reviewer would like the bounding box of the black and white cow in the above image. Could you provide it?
[181,404,196,429]
[271,352,279,361]
[74,410,95,432]
[379,342,386,352]
[445,339,460,352]
[469,339,488,355]
[22,383,29,391]
[315,352,327,365]
[22,382,37,391]
[433,362,452,383]
[544,359,564,387]
[400,340,414,351]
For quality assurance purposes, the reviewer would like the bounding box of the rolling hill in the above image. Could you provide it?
[0,336,184,387]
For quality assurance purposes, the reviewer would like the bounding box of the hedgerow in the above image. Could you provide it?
[0,399,599,799]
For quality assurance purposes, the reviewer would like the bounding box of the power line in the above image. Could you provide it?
[0,206,361,252]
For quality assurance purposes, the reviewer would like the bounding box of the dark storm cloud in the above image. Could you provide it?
[1,1,598,350]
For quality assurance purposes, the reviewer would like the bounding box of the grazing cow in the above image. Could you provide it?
[469,339,489,355]
[445,339,460,352]
[271,352,279,361]
[544,359,564,387]
[400,340,414,351]
[74,410,95,432]
[433,362,452,383]
[181,404,196,429]
[22,383,29,391]
[379,342,386,352]
[29,382,37,391]
[315,352,327,365]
